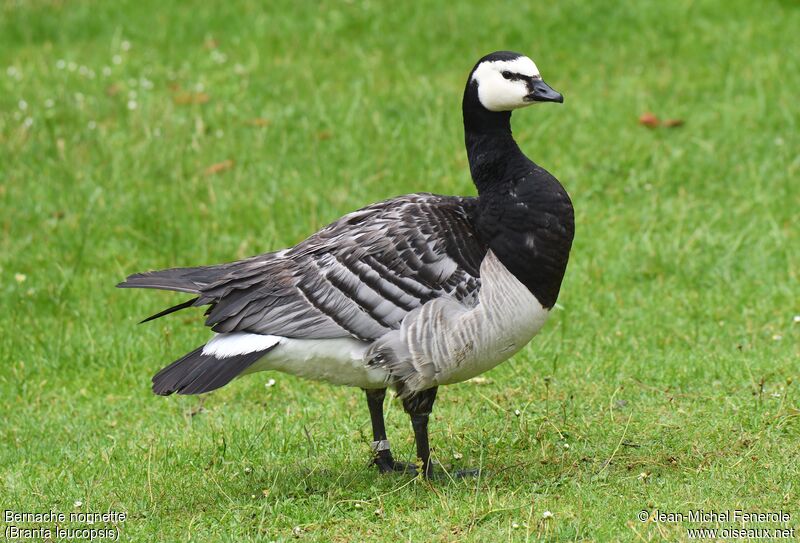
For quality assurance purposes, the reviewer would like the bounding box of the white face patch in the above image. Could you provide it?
[471,56,541,112]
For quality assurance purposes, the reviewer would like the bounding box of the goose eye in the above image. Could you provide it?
[501,71,514,80]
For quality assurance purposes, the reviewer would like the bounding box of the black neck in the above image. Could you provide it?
[461,79,574,309]
[462,81,533,194]
[464,131,534,194]
[463,102,511,134]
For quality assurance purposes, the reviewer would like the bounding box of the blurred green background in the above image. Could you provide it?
[1,0,798,541]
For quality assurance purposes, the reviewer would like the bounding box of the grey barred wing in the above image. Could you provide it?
[193,194,487,341]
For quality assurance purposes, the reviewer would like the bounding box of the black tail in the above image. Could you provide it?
[152,344,277,396]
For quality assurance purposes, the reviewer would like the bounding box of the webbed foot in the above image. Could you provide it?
[425,466,482,480]
[374,456,418,475]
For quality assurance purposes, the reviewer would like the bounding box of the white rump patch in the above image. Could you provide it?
[471,56,541,112]
[202,332,283,359]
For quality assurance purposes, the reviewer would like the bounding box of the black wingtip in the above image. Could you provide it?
[138,297,199,324]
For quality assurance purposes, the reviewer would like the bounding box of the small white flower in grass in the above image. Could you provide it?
[563,443,570,449]
[74,500,82,508]
[18,99,27,110]
[514,409,521,417]
[23,117,33,128]
[14,273,26,283]
[67,61,77,72]
[87,121,97,130]
[127,100,138,110]
[453,452,463,459]
[793,315,800,324]
[292,526,302,536]
[211,50,227,64]
[194,82,205,92]
[44,99,54,108]
[512,522,520,529]
[112,55,122,65]
[542,510,553,519]
[771,392,781,398]
[121,40,132,51]
[244,466,252,474]
[74,92,84,102]
[7,66,20,76]
[265,378,276,388]
[251,494,256,499]
[772,334,782,341]
[79,65,89,76]
[55,60,66,70]
[141,78,154,90]
[354,502,362,509]
[215,129,224,139]
[102,66,111,76]
[637,472,649,481]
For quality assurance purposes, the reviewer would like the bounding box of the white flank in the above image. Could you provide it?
[370,250,550,392]
[202,332,283,358]
[472,56,541,112]
[435,251,550,385]
[244,336,388,389]
[203,333,388,388]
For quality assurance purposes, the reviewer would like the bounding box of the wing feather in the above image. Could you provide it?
[122,193,488,341]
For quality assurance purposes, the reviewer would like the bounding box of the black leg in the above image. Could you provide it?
[364,388,415,474]
[402,387,438,479]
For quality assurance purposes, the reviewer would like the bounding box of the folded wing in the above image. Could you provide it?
[119,193,488,342]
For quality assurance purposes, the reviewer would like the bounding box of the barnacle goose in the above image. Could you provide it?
[118,51,574,478]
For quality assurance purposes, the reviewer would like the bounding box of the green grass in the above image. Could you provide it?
[1,0,798,541]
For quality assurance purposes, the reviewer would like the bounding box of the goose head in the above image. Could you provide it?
[467,51,563,113]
